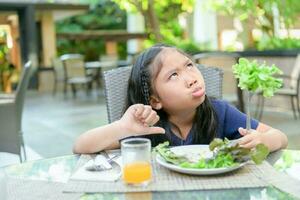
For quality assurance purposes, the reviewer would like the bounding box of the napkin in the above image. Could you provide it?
[69,154,122,182]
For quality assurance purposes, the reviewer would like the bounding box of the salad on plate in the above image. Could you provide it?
[154,138,269,175]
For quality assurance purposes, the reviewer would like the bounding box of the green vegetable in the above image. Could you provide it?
[232,58,283,97]
[154,141,188,165]
[179,153,237,169]
[154,138,270,169]
[209,138,270,165]
[251,143,270,164]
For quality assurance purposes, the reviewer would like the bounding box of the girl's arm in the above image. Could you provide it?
[238,123,288,152]
[73,104,165,154]
[73,120,127,154]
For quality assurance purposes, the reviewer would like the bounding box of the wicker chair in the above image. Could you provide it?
[51,57,65,96]
[255,54,300,119]
[0,61,32,162]
[60,54,93,98]
[103,65,223,123]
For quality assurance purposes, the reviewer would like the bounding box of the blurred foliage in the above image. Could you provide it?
[57,38,105,61]
[0,43,9,74]
[208,0,300,50]
[113,0,194,13]
[255,36,300,50]
[56,0,127,60]
[113,0,206,53]
[0,30,16,91]
[0,30,9,73]
[208,0,300,37]
[143,27,209,54]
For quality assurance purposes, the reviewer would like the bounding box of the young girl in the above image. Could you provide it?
[73,44,288,154]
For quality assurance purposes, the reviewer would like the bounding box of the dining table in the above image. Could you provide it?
[85,60,131,89]
[85,60,119,91]
[1,148,300,200]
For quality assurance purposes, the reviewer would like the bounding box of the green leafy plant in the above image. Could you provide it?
[0,32,15,92]
[208,0,300,49]
[154,138,270,169]
[113,0,206,53]
[232,58,283,130]
[56,0,127,60]
[256,37,300,50]
[0,44,9,71]
[113,0,195,42]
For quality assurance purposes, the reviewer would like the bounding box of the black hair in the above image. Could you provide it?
[125,44,218,146]
[126,43,167,106]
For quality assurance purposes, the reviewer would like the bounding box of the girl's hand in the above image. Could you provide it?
[118,104,165,137]
[238,127,265,149]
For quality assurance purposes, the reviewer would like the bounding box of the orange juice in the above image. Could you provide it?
[123,162,152,184]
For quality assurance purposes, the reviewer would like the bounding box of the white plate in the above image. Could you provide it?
[156,145,246,175]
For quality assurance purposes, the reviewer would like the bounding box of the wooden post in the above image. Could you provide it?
[41,12,56,67]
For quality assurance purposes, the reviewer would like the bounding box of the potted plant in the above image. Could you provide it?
[0,32,15,93]
[232,58,283,130]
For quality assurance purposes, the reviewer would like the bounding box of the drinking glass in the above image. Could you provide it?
[121,138,152,186]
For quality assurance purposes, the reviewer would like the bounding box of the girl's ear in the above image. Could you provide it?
[150,95,162,110]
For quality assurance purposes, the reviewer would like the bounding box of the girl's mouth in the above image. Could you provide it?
[192,87,205,97]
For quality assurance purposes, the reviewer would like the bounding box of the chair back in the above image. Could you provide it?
[198,65,223,99]
[60,54,86,79]
[15,61,32,130]
[290,54,300,90]
[103,65,223,123]
[104,66,132,123]
[0,61,32,157]
[51,57,64,81]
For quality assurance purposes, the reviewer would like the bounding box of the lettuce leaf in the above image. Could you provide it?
[232,58,283,97]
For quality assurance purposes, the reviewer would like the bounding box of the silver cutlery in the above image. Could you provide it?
[85,154,119,172]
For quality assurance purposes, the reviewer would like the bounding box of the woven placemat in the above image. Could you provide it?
[63,156,270,193]
[6,178,81,200]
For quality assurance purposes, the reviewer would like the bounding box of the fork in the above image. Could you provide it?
[85,154,119,172]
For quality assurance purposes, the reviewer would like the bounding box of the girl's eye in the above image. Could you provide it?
[169,72,178,80]
[187,62,194,68]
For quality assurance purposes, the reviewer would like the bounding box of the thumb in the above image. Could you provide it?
[145,126,165,135]
[238,127,250,136]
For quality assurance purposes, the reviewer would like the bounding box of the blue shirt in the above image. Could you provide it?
[144,99,259,146]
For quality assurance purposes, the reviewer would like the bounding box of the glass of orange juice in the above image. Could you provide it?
[121,138,152,186]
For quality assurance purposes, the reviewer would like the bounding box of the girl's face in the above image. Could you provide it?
[150,48,206,115]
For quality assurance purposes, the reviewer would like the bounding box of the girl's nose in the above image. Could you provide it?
[186,77,197,88]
